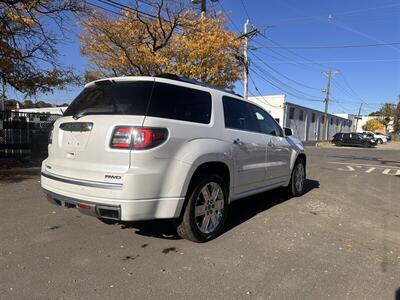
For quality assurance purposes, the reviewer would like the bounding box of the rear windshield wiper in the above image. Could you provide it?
[72,110,115,120]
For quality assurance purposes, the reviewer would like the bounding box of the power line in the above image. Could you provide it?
[252,40,325,73]
[249,50,322,91]
[97,0,159,20]
[255,36,332,71]
[216,1,241,33]
[251,58,400,64]
[87,1,125,16]
[267,2,400,27]
[254,41,400,50]
[240,0,251,20]
[251,62,324,100]
[248,74,282,108]
[251,64,323,102]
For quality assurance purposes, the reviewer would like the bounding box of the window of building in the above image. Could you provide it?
[336,119,339,126]
[321,115,325,124]
[299,110,304,121]
[330,117,333,125]
[289,107,295,119]
[311,113,316,123]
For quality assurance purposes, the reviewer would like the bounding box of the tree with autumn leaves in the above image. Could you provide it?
[80,1,242,89]
[0,0,85,95]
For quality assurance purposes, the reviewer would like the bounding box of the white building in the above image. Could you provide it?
[249,95,353,141]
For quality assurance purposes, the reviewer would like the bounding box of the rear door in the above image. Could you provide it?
[45,79,154,183]
[222,96,267,195]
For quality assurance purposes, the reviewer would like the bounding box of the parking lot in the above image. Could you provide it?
[1,144,399,300]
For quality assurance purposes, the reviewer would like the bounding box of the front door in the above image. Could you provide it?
[222,96,268,195]
[248,104,292,184]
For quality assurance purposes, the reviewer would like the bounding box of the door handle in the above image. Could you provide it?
[233,138,244,145]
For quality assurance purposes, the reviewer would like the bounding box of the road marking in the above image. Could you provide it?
[382,169,400,175]
[328,162,400,169]
[365,167,376,173]
[338,166,355,171]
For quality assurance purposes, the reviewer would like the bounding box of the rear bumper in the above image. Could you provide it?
[42,184,185,221]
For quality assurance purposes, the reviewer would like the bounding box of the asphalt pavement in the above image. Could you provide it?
[0,144,399,299]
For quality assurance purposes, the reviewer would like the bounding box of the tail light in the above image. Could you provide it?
[110,126,168,150]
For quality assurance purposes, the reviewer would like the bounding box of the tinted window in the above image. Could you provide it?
[222,96,258,132]
[64,81,154,117]
[249,103,282,136]
[289,107,295,119]
[334,133,342,139]
[343,133,350,139]
[299,110,304,121]
[148,82,211,124]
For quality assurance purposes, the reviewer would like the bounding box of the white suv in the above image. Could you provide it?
[41,75,306,242]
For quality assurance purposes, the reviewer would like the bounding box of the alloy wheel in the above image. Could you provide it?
[194,182,225,234]
[294,163,305,193]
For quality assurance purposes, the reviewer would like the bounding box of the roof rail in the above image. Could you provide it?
[154,73,242,97]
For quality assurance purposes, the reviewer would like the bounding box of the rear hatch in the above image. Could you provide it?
[44,78,154,184]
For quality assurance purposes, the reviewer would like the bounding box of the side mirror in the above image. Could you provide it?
[284,127,293,136]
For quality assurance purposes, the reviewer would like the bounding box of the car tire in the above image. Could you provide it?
[288,158,306,197]
[377,138,383,144]
[363,141,370,148]
[176,174,228,243]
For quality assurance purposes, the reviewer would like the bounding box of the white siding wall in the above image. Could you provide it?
[248,95,285,127]
[284,103,352,141]
[246,95,352,141]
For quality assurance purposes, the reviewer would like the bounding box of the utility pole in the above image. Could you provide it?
[243,19,250,99]
[355,102,363,132]
[237,20,258,99]
[0,78,5,111]
[191,0,219,15]
[322,71,337,140]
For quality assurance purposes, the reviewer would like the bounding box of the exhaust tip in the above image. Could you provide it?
[97,207,120,220]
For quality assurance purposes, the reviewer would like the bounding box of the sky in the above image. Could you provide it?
[13,0,400,116]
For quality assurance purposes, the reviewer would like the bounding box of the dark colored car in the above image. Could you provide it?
[332,132,377,148]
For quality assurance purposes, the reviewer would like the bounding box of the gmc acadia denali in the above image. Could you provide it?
[41,74,306,242]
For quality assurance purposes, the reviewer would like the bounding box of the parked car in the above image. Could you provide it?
[332,132,377,148]
[41,75,306,242]
[362,131,387,144]
[373,132,389,143]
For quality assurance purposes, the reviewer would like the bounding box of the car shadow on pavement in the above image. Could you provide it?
[115,179,320,240]
[223,179,320,235]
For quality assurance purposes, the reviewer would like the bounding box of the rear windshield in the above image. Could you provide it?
[64,80,212,124]
[63,81,154,118]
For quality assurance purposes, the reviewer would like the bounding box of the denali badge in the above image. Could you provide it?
[105,175,122,180]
